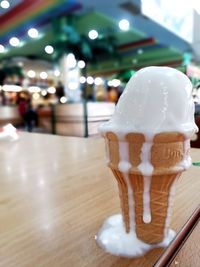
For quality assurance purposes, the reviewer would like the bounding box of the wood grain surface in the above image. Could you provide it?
[154,207,200,267]
[0,133,200,267]
[169,219,200,267]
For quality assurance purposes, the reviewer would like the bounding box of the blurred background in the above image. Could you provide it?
[0,0,199,146]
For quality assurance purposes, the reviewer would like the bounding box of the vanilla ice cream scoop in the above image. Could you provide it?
[100,66,198,135]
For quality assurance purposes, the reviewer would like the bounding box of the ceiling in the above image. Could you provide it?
[0,0,189,75]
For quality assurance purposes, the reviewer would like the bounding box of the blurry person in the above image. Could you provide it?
[107,87,118,103]
[18,96,27,126]
[56,81,65,98]
[24,99,37,132]
[117,85,124,99]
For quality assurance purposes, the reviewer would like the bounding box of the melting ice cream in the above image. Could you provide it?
[97,66,198,257]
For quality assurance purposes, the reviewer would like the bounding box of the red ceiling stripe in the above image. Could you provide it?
[118,38,156,51]
[0,0,56,34]
[0,0,45,24]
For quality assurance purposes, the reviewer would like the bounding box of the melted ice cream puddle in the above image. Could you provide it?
[97,214,176,257]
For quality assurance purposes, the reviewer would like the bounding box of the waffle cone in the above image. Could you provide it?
[105,131,186,244]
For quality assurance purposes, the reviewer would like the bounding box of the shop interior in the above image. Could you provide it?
[0,0,199,146]
[1,1,200,266]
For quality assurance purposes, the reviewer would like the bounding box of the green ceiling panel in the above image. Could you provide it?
[74,11,145,43]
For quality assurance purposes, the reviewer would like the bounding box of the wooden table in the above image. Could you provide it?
[169,217,200,267]
[0,133,200,267]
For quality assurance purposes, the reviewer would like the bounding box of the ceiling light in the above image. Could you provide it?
[68,82,78,90]
[112,79,121,87]
[45,45,54,54]
[78,60,86,69]
[40,72,48,79]
[60,96,67,103]
[88,30,98,40]
[94,77,103,85]
[0,44,5,53]
[18,62,24,67]
[47,87,56,94]
[87,76,94,84]
[9,37,20,47]
[28,86,41,93]
[0,0,10,9]
[27,70,36,78]
[80,76,86,83]
[54,69,60,77]
[41,90,47,96]
[32,93,40,100]
[66,53,76,68]
[137,49,143,55]
[28,28,38,38]
[119,19,130,31]
[2,84,22,92]
[108,80,113,87]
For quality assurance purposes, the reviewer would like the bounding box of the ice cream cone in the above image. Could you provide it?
[105,131,186,244]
